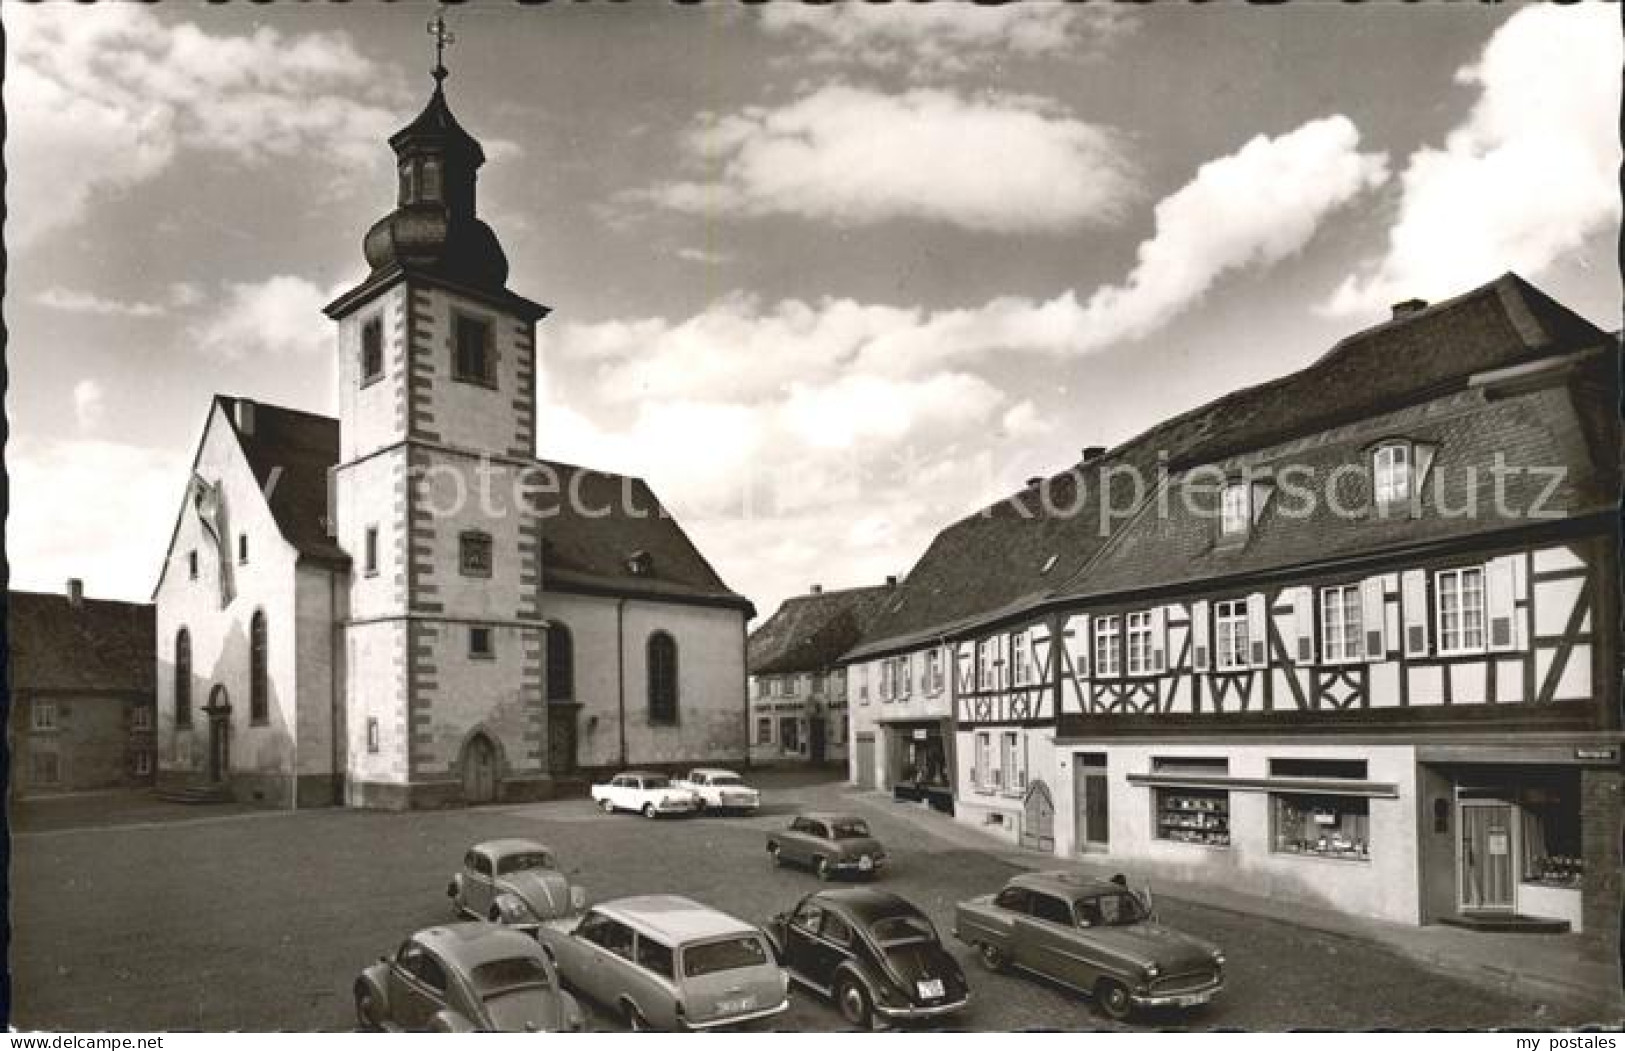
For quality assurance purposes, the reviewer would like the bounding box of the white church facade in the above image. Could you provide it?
[154,73,753,809]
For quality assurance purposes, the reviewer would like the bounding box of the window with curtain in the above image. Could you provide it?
[648,632,678,724]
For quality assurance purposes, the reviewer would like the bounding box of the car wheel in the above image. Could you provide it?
[815,856,833,881]
[1095,978,1134,1022]
[694,797,707,813]
[600,798,616,814]
[643,803,659,819]
[622,1000,651,1032]
[768,843,783,867]
[354,983,383,1031]
[977,942,1009,973]
[835,976,874,1029]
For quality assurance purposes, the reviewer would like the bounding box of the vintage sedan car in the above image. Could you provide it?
[448,839,583,930]
[354,922,586,1032]
[767,813,887,880]
[591,770,701,818]
[766,888,969,1028]
[535,894,790,1031]
[674,768,761,813]
[954,871,1224,1021]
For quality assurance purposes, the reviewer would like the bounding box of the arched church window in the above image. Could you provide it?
[547,623,574,702]
[250,610,268,725]
[647,632,678,725]
[175,629,192,728]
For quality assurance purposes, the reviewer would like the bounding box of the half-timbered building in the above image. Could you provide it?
[983,275,1618,942]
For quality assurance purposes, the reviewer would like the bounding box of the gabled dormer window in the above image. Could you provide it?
[1220,483,1250,538]
[1372,441,1412,507]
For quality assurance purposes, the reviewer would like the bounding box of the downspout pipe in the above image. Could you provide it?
[616,598,628,768]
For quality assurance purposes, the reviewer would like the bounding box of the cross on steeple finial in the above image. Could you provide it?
[428,7,455,86]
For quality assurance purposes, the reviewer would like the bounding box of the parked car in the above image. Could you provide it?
[674,768,761,813]
[953,871,1224,1021]
[591,771,701,818]
[534,893,790,1031]
[447,839,584,932]
[767,813,887,880]
[766,888,969,1028]
[354,922,586,1032]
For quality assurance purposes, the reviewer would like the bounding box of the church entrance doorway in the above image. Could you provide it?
[462,734,499,805]
[204,685,231,783]
[547,704,578,775]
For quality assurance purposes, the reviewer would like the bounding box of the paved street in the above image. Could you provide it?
[10,770,1602,1031]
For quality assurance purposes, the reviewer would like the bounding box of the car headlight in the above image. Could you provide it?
[1144,963,1161,979]
[1212,951,1225,967]
[495,896,536,923]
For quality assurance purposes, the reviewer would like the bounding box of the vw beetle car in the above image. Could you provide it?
[354,923,586,1032]
[591,770,701,818]
[534,894,790,1031]
[954,871,1224,1021]
[767,888,969,1028]
[674,768,761,814]
[767,813,887,880]
[447,839,583,931]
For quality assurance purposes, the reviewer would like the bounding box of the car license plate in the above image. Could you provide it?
[719,996,756,1015]
[917,979,945,1000]
[859,855,874,871]
[1171,992,1212,1007]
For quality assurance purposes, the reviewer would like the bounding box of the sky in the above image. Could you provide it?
[6,1,1620,623]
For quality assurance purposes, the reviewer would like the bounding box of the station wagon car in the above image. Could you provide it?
[767,813,887,880]
[534,894,790,1031]
[355,923,585,1032]
[448,839,581,929]
[591,771,701,818]
[767,888,969,1028]
[674,768,761,813]
[954,872,1224,1021]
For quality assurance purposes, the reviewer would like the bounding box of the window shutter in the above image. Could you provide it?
[1361,576,1386,659]
[1150,606,1167,673]
[956,644,974,694]
[1031,623,1052,683]
[1246,593,1268,666]
[1487,556,1518,651]
[1291,586,1315,665]
[1401,569,1429,657]
[1191,602,1210,672]
[1073,615,1091,679]
[1412,441,1439,500]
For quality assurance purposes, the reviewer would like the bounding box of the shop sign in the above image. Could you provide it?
[1574,746,1618,762]
[912,729,928,740]
[1487,829,1510,856]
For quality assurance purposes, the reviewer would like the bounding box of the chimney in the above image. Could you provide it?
[234,398,256,436]
[66,578,84,607]
[809,584,823,595]
[1391,298,1428,320]
[885,575,898,588]
[1082,445,1107,462]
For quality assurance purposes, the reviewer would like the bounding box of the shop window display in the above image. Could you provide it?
[1155,788,1230,846]
[1518,775,1583,888]
[1272,793,1370,861]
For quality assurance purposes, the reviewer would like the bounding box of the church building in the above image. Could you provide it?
[153,63,753,809]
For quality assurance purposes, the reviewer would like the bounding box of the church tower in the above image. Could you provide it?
[325,28,552,808]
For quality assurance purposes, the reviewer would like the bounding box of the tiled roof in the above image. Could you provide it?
[847,273,1611,656]
[210,398,751,612]
[9,590,154,694]
[219,397,348,564]
[748,585,894,675]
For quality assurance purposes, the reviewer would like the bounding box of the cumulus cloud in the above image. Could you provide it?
[5,3,409,247]
[758,3,1136,74]
[7,437,187,600]
[73,380,107,432]
[1324,5,1621,315]
[641,84,1138,233]
[192,276,339,360]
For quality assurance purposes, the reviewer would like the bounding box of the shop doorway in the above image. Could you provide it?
[1458,800,1517,912]
[1073,753,1109,852]
[855,735,876,790]
[809,717,826,763]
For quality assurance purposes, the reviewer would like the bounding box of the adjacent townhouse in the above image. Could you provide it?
[747,582,892,767]
[9,580,157,797]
